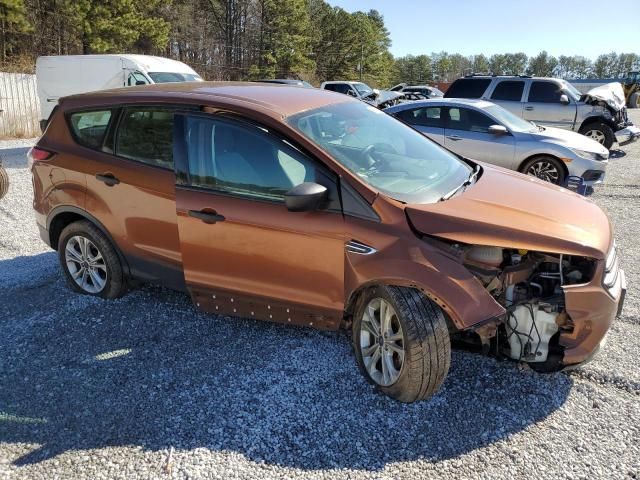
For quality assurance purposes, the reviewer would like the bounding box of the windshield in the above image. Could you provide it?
[287,101,472,204]
[561,81,582,101]
[148,72,203,83]
[353,83,374,96]
[484,104,537,132]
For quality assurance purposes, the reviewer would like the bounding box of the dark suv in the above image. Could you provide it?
[30,83,624,403]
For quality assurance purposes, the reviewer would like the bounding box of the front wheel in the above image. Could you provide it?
[521,155,566,185]
[352,286,451,403]
[579,122,615,149]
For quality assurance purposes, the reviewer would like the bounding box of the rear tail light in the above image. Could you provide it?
[27,147,54,168]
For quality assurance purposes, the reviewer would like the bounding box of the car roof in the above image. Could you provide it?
[59,82,352,118]
[458,75,560,82]
[387,97,495,110]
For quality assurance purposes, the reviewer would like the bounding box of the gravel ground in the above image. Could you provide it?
[1,114,639,479]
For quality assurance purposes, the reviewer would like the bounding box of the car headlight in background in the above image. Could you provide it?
[568,148,608,161]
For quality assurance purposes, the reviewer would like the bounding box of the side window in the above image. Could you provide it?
[491,81,524,101]
[396,107,443,128]
[323,84,338,92]
[183,116,320,202]
[444,78,491,98]
[528,81,563,103]
[69,110,112,149]
[446,107,494,133]
[127,71,149,86]
[115,108,175,169]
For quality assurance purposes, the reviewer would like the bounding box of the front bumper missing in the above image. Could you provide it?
[615,125,640,145]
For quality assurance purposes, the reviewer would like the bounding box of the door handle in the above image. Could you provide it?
[446,135,463,141]
[96,173,120,186]
[524,106,534,111]
[188,209,226,224]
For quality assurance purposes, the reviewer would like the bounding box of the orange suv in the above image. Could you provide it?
[31,83,626,402]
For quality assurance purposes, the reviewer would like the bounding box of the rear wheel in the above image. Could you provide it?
[58,220,126,299]
[352,285,451,403]
[521,155,566,185]
[579,121,615,149]
[0,165,8,199]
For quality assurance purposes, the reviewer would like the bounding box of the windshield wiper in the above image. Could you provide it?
[439,165,480,201]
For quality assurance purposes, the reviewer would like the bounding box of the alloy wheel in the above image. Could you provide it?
[359,297,405,386]
[527,160,560,184]
[584,129,606,145]
[65,235,108,294]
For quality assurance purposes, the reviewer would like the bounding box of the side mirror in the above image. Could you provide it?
[135,80,147,86]
[488,124,508,135]
[285,182,328,212]
[559,94,570,105]
[347,89,358,97]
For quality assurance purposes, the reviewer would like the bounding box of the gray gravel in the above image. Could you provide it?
[1,114,639,480]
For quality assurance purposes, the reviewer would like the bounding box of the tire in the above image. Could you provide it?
[352,285,451,403]
[58,220,126,299]
[520,155,566,185]
[629,92,640,109]
[579,121,615,150]
[0,166,8,200]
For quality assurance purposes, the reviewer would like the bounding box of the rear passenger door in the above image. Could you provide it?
[488,80,525,117]
[394,106,445,145]
[172,113,345,330]
[443,106,515,168]
[79,106,191,289]
[523,80,576,129]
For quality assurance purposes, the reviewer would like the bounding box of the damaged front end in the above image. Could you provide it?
[456,245,621,371]
[581,82,640,144]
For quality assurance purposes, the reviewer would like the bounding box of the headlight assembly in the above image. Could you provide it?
[568,148,608,161]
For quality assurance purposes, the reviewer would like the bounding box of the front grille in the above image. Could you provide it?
[603,242,620,290]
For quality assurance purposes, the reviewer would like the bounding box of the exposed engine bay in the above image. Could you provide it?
[459,246,596,370]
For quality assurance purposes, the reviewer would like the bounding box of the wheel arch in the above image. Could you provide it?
[47,206,131,276]
[345,279,460,332]
[518,153,569,179]
[578,115,615,131]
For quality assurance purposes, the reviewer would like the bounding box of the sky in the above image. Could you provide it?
[326,0,640,59]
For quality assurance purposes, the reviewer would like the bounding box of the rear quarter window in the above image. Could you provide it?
[444,78,491,98]
[68,110,112,149]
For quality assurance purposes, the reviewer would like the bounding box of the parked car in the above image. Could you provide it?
[36,54,202,131]
[444,75,640,149]
[385,98,609,186]
[320,80,404,108]
[390,83,445,98]
[0,158,8,199]
[252,79,314,88]
[30,83,625,403]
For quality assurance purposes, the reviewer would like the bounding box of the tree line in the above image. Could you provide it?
[1,0,638,87]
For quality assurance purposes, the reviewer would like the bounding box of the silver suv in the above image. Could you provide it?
[444,75,639,149]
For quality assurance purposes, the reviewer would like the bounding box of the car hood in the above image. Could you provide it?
[530,126,609,156]
[405,164,611,259]
[368,90,404,106]
[583,82,626,111]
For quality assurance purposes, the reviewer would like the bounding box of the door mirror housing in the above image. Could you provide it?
[488,124,509,135]
[285,182,328,212]
[559,94,570,105]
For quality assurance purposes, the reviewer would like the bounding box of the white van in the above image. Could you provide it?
[36,54,202,130]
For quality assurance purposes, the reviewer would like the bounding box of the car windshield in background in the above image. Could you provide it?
[287,101,472,204]
[484,104,537,132]
[562,81,582,101]
[353,83,374,96]
[148,72,203,83]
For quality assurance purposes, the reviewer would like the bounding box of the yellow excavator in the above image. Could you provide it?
[624,71,640,108]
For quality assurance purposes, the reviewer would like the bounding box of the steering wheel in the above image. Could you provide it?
[362,143,397,168]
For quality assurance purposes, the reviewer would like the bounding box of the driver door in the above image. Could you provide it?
[173,113,345,330]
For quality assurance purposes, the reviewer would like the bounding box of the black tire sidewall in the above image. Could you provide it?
[57,221,125,299]
[580,122,615,150]
[0,166,8,199]
[522,156,566,185]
